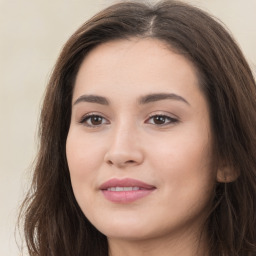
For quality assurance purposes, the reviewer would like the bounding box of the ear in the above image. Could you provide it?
[216,166,239,183]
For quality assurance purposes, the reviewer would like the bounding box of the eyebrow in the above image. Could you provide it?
[138,93,190,105]
[73,93,189,106]
[73,95,109,105]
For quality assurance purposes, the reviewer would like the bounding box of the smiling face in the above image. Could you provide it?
[66,38,216,242]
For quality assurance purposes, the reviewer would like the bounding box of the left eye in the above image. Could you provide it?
[80,114,109,127]
[146,115,178,126]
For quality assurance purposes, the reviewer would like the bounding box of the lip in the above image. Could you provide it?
[99,178,156,203]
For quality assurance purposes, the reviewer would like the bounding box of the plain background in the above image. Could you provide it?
[0,0,255,255]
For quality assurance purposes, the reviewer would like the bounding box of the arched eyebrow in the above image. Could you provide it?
[73,95,109,105]
[138,93,190,105]
[73,93,189,106]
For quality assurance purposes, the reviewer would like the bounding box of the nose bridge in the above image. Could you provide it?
[104,117,143,167]
[113,120,133,146]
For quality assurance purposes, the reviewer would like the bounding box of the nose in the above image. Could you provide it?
[104,125,144,168]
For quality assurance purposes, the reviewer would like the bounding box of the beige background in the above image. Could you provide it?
[0,0,255,255]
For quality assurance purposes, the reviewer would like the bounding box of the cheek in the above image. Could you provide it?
[148,127,215,200]
[149,133,212,173]
[66,131,103,178]
[65,131,103,206]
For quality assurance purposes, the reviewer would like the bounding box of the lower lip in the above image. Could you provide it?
[102,189,155,203]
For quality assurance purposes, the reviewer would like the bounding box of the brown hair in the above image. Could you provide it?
[19,1,256,255]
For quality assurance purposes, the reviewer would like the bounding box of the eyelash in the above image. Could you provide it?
[79,113,179,128]
[146,114,179,126]
[79,113,109,128]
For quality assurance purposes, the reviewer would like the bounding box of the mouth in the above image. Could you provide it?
[99,178,156,203]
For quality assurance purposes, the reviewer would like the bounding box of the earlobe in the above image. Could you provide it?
[216,166,239,183]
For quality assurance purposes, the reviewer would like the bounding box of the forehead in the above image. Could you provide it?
[73,38,201,104]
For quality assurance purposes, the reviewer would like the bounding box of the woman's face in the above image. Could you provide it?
[66,38,216,241]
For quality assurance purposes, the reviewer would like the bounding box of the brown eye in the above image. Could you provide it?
[90,115,103,125]
[147,115,178,126]
[80,114,109,127]
[153,116,167,125]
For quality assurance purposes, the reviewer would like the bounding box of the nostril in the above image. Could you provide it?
[126,160,135,164]
[104,150,144,167]
[107,160,113,165]
[106,159,134,165]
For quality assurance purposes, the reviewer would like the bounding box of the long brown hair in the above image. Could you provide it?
[19,1,256,255]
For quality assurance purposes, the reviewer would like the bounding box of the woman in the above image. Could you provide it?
[20,0,256,255]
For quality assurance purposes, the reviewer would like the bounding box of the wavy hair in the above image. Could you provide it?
[19,1,256,255]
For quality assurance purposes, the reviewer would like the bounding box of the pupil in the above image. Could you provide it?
[154,116,165,124]
[91,116,102,125]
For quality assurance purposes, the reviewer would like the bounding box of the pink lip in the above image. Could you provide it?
[100,178,156,203]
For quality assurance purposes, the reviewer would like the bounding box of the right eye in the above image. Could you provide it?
[80,114,109,127]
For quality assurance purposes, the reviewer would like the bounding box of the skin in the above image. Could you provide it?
[66,38,218,256]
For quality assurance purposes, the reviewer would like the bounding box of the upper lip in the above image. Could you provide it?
[99,178,156,190]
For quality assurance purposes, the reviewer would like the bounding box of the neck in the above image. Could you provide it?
[108,228,209,256]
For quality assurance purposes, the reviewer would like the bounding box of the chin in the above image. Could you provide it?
[94,216,156,240]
